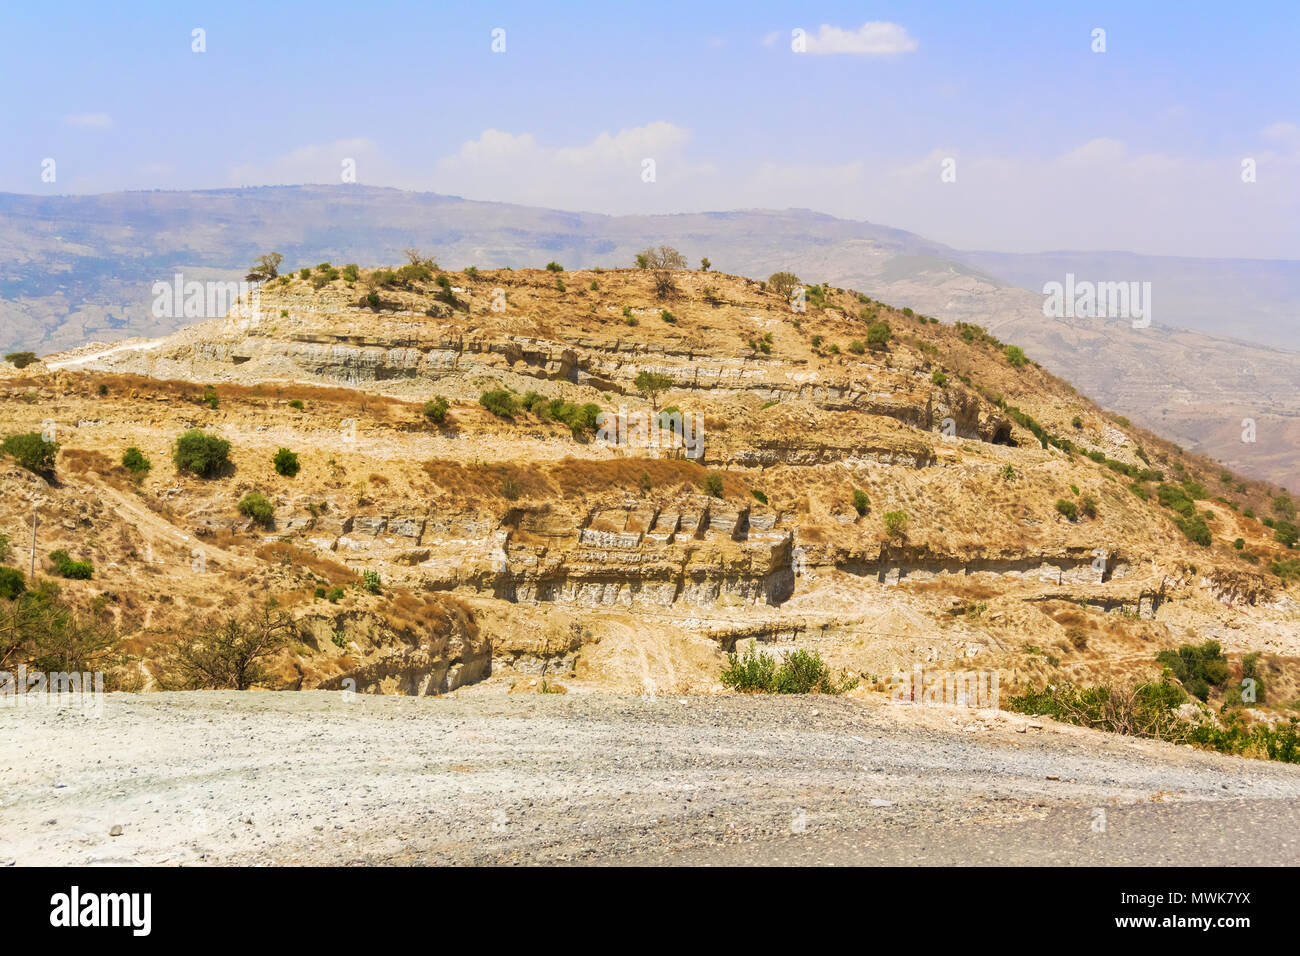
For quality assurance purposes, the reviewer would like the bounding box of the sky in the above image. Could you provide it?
[2,0,1298,258]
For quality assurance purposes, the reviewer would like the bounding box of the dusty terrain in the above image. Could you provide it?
[2,690,1298,867]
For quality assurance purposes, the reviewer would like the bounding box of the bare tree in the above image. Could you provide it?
[404,248,438,269]
[155,604,296,690]
[637,245,687,270]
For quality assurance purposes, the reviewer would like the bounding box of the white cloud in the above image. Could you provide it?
[803,22,918,56]
[64,113,112,129]
[432,123,712,214]
[1261,121,1300,151]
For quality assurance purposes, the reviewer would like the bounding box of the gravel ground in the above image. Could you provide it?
[2,690,1298,866]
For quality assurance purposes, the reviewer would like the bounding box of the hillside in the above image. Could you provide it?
[3,262,1299,709]
[3,186,1297,491]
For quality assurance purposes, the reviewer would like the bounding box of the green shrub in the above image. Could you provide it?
[326,586,345,603]
[5,351,37,369]
[1055,499,1078,521]
[0,567,27,600]
[720,646,858,695]
[882,510,908,537]
[660,309,676,323]
[930,370,947,386]
[848,339,866,355]
[865,321,891,347]
[238,492,274,527]
[48,549,93,580]
[1004,345,1028,367]
[201,386,219,410]
[1176,514,1212,546]
[272,448,300,478]
[704,473,724,498]
[1000,464,1017,481]
[121,446,151,476]
[479,390,519,419]
[423,396,449,424]
[341,264,359,282]
[1274,520,1299,548]
[545,261,563,272]
[852,489,870,516]
[1156,639,1230,700]
[288,399,305,410]
[2,432,59,476]
[1005,679,1187,739]
[362,570,381,594]
[751,489,768,505]
[173,429,231,477]
[1080,495,1098,519]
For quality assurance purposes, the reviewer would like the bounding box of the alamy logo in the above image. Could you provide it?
[0,667,104,717]
[890,665,999,709]
[152,273,260,322]
[1042,273,1152,328]
[596,406,704,459]
[50,886,151,936]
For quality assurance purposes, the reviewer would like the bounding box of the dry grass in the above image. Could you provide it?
[255,542,358,585]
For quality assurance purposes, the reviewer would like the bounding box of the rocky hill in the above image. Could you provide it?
[3,263,1299,703]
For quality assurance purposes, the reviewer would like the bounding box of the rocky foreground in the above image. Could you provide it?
[3,691,1298,866]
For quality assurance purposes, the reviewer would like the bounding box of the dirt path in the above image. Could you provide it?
[2,691,1298,866]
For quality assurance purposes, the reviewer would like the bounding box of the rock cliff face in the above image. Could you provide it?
[14,265,1300,697]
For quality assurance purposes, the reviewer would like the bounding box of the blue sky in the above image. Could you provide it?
[3,1,1298,257]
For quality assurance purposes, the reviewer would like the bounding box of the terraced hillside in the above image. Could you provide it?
[3,263,1299,706]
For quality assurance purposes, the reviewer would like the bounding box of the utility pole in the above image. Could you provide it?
[29,506,37,579]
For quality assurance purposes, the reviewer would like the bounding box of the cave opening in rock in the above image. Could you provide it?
[991,425,1017,446]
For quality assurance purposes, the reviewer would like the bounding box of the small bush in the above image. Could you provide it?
[1156,640,1230,701]
[173,429,231,478]
[545,261,564,272]
[852,489,870,516]
[882,510,908,537]
[721,647,858,695]
[865,321,891,347]
[122,446,151,476]
[238,492,274,527]
[1080,495,1098,519]
[362,570,381,594]
[931,370,947,386]
[1004,345,1028,367]
[49,550,93,580]
[423,397,449,424]
[1055,499,1078,521]
[0,567,27,599]
[479,390,519,419]
[704,473,724,498]
[272,448,300,478]
[288,399,304,410]
[2,432,59,476]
